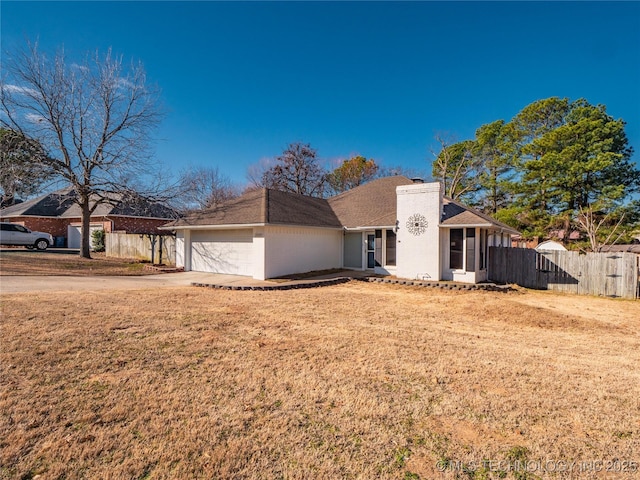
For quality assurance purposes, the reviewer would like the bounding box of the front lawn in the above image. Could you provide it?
[1,283,638,479]
[0,250,154,276]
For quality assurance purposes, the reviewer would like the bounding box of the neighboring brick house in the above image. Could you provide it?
[0,189,177,248]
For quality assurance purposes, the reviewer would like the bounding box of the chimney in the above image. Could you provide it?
[411,177,424,184]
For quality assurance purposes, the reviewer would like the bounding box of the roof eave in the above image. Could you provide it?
[440,222,520,234]
[159,223,268,231]
[343,225,396,231]
[160,222,343,231]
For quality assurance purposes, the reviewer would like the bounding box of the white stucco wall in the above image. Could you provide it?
[264,226,342,279]
[439,227,449,280]
[343,232,363,269]
[252,228,267,280]
[175,231,185,268]
[395,182,442,280]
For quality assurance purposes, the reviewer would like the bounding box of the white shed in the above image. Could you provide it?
[535,240,567,251]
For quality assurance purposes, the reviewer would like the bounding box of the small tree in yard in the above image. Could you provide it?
[1,42,163,258]
[91,229,105,252]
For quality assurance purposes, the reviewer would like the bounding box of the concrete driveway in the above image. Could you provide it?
[0,272,253,294]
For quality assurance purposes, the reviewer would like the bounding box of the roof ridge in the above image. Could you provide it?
[327,175,412,201]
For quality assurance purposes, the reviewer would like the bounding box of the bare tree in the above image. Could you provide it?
[252,143,327,197]
[0,128,54,206]
[1,42,163,257]
[246,157,276,190]
[576,205,626,252]
[176,165,239,212]
[431,134,481,200]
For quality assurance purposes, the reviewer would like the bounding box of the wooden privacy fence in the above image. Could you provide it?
[488,247,639,299]
[106,232,175,265]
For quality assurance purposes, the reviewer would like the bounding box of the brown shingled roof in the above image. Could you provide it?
[328,176,414,228]
[166,188,342,228]
[441,197,519,233]
[165,176,519,234]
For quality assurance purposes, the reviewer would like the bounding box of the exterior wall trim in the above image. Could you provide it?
[163,223,344,231]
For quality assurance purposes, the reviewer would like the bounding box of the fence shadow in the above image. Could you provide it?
[488,247,639,299]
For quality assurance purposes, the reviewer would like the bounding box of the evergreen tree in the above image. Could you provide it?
[472,120,516,214]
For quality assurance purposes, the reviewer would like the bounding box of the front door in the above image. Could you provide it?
[366,233,375,269]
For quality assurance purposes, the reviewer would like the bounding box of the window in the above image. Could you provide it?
[0,223,25,232]
[450,229,463,270]
[466,228,476,272]
[385,230,396,266]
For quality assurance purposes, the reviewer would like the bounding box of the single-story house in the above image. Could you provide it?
[0,189,177,248]
[163,176,518,283]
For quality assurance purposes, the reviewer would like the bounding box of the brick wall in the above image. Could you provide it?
[0,217,69,237]
[1,216,172,241]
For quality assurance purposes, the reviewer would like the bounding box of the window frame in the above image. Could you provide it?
[449,228,464,271]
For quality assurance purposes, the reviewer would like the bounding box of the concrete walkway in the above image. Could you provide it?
[0,270,365,294]
[1,269,511,294]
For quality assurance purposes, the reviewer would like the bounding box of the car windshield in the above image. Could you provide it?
[16,226,30,232]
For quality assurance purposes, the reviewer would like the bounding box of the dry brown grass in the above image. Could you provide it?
[0,250,154,276]
[1,283,639,479]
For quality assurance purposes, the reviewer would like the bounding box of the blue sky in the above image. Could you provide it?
[2,1,639,187]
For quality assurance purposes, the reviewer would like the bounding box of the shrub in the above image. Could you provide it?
[91,229,105,252]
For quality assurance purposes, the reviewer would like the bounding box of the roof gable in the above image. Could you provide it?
[441,197,518,233]
[168,188,342,228]
[168,189,266,227]
[0,189,75,217]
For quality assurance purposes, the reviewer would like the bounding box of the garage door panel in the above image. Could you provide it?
[191,229,253,276]
[191,229,253,243]
[67,224,103,250]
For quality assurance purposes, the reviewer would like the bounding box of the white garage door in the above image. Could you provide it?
[67,224,103,249]
[191,229,254,276]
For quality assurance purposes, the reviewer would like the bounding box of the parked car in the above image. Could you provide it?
[0,222,54,250]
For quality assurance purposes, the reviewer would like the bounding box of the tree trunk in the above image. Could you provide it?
[80,198,92,259]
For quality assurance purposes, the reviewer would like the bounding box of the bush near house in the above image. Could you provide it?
[91,229,105,252]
